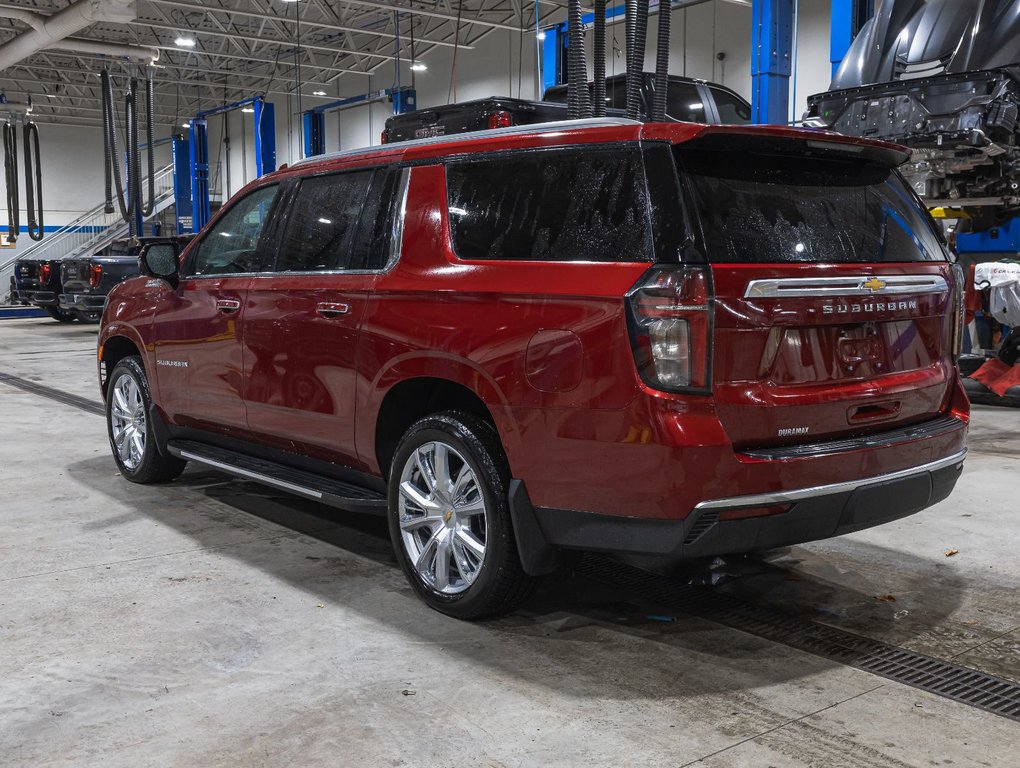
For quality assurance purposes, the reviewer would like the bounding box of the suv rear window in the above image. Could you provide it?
[679,149,945,263]
[446,147,653,262]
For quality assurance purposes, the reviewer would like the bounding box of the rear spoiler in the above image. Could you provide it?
[675,126,911,168]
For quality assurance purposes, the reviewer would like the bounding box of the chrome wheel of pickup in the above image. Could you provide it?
[110,374,146,471]
[397,440,488,596]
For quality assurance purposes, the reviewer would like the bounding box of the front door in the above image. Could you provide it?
[243,168,405,470]
[150,183,281,437]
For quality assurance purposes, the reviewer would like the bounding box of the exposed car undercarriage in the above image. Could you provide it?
[804,0,1020,230]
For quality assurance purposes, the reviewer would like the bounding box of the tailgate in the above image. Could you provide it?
[675,137,956,449]
[712,263,953,449]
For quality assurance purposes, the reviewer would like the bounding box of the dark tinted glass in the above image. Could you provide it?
[190,184,279,275]
[680,150,945,263]
[709,87,752,125]
[446,147,653,262]
[349,169,404,271]
[666,83,707,123]
[276,171,373,272]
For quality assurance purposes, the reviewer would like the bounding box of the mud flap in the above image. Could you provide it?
[508,479,560,576]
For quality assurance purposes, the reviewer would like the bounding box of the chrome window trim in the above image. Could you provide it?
[692,449,966,512]
[744,274,948,299]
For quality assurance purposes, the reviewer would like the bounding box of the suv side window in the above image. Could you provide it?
[188,184,279,276]
[446,147,653,262]
[666,82,707,123]
[348,169,406,271]
[275,170,374,272]
[710,87,752,125]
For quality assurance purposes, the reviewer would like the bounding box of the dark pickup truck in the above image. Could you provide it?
[382,73,751,142]
[59,236,192,323]
[11,259,74,322]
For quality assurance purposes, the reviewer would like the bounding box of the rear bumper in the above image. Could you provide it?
[511,449,966,572]
[23,290,58,306]
[58,293,107,311]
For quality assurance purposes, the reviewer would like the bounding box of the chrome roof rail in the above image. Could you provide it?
[291,117,643,167]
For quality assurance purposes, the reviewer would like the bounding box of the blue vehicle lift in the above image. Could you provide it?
[302,86,416,157]
[189,96,276,233]
[750,0,794,125]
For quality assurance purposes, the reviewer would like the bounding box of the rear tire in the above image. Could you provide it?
[45,306,75,323]
[72,309,101,324]
[387,411,538,619]
[106,356,186,484]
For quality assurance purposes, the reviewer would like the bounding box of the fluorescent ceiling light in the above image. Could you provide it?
[175,37,196,48]
[410,61,427,72]
[241,107,255,113]
[536,31,546,41]
[182,122,191,128]
[312,90,327,96]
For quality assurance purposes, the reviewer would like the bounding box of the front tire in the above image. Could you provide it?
[106,356,186,484]
[387,411,538,619]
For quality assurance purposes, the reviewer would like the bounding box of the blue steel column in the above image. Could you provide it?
[253,100,276,177]
[171,136,193,235]
[189,119,209,233]
[751,0,794,125]
[830,0,873,78]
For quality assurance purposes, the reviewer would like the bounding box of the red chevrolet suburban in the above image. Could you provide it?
[98,118,970,618]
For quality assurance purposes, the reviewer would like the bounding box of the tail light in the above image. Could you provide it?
[950,263,966,363]
[380,130,389,145]
[627,265,713,393]
[487,111,513,130]
[89,262,103,288]
[39,263,51,284]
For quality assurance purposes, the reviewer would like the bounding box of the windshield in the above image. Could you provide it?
[678,149,945,263]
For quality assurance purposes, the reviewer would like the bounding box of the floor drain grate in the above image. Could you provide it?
[578,556,1020,722]
[0,371,105,416]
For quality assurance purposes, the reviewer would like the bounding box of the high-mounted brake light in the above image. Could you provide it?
[487,111,513,130]
[89,262,103,289]
[627,266,712,392]
[39,263,51,284]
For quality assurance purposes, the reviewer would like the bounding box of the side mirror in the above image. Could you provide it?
[140,242,180,287]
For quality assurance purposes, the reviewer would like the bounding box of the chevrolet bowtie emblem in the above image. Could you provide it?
[862,277,887,293]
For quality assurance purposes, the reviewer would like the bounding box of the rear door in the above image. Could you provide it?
[242,167,406,470]
[676,141,955,450]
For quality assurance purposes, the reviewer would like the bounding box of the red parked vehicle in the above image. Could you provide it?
[98,117,970,618]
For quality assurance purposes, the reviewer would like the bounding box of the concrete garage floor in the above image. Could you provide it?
[1,317,1019,768]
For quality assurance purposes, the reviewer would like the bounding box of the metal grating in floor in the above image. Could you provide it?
[0,371,105,416]
[578,556,1020,722]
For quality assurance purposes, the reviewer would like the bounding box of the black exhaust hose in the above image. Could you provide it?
[625,0,640,119]
[126,79,139,235]
[593,0,607,117]
[22,122,43,241]
[141,72,155,217]
[101,70,114,214]
[567,0,589,118]
[632,0,650,119]
[652,0,670,121]
[102,71,131,222]
[3,122,18,243]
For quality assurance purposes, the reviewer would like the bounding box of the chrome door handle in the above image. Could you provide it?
[216,298,241,313]
[316,302,350,318]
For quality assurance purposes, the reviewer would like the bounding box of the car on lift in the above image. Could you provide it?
[804,0,1020,231]
[99,118,969,619]
[11,258,75,322]
[58,236,192,323]
[382,72,750,142]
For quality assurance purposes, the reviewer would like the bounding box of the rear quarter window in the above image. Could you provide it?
[445,147,654,262]
[679,149,945,263]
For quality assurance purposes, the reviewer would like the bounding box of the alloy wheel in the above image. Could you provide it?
[110,374,146,471]
[397,441,488,595]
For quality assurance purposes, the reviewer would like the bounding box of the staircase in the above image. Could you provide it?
[1,163,177,299]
